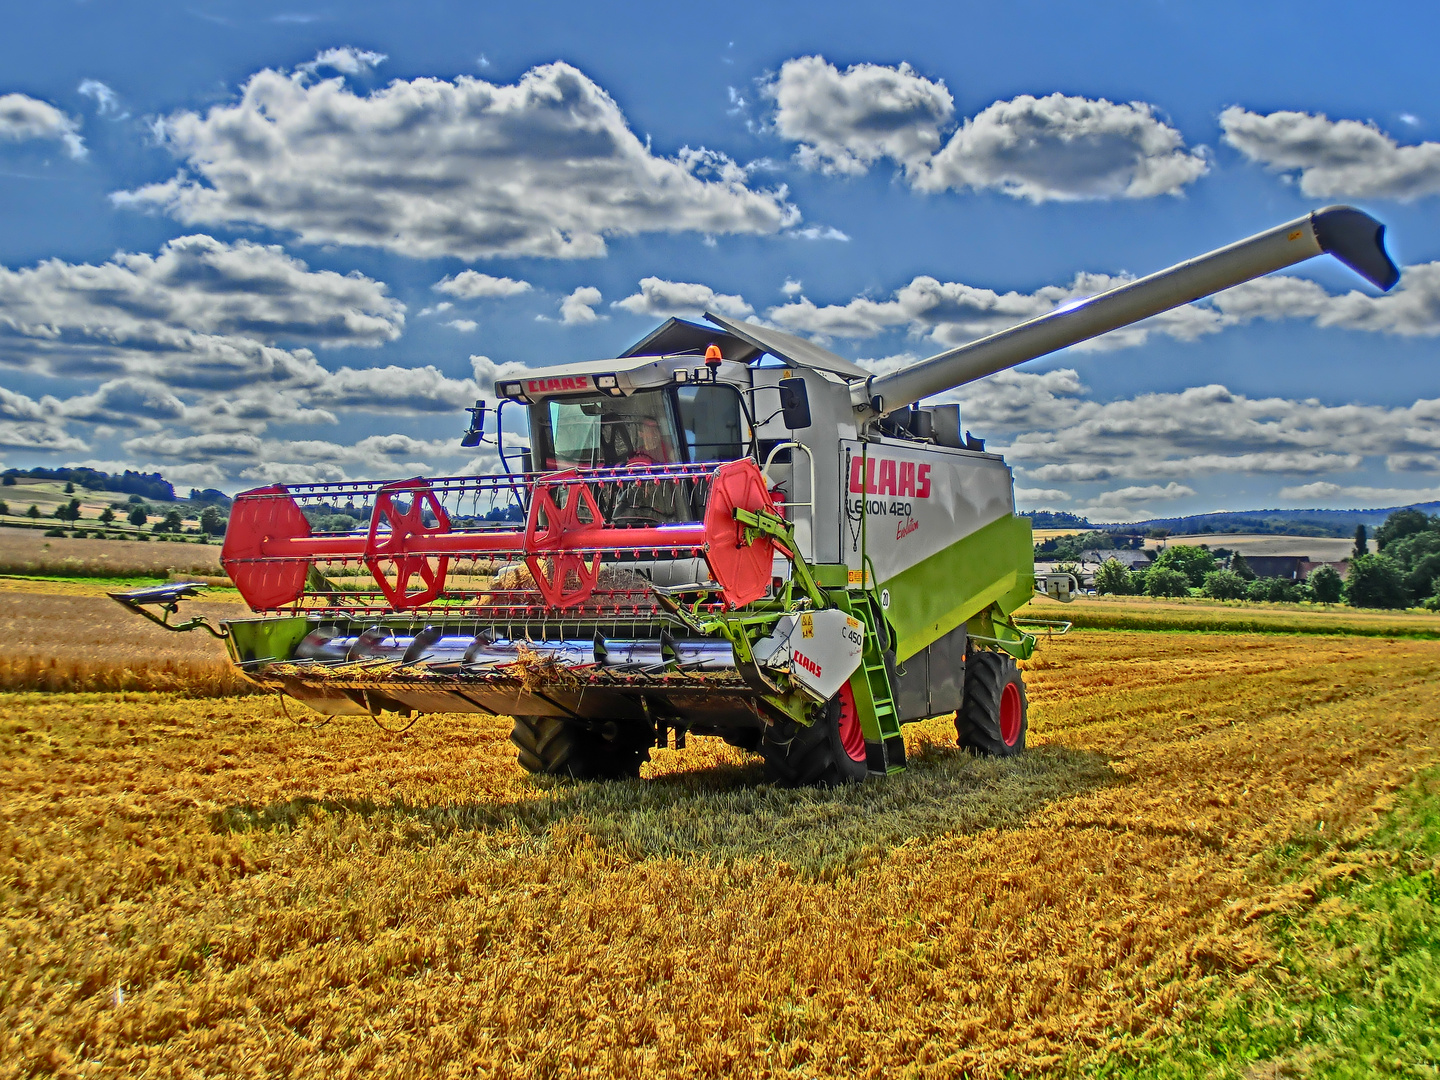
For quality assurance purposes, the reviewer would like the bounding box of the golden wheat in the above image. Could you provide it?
[1,629,1437,1077]
[0,586,249,694]
[0,527,222,578]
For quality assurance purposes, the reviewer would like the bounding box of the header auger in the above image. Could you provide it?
[116,206,1399,787]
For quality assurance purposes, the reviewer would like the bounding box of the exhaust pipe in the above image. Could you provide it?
[859,205,1399,416]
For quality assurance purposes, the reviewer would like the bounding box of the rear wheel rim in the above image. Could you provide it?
[837,683,866,763]
[999,681,1022,747]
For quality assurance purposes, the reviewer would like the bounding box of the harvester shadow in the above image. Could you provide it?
[214,739,1119,880]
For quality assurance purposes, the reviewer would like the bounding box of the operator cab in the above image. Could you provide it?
[530,383,749,470]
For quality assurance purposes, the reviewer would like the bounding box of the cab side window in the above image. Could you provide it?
[676,385,746,462]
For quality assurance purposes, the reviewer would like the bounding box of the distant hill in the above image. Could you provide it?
[3,466,176,501]
[0,466,233,506]
[1021,502,1440,537]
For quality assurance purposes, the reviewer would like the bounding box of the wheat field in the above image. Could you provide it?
[0,529,223,579]
[3,624,1437,1077]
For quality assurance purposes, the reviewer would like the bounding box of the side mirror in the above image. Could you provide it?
[777,378,811,430]
[461,399,486,447]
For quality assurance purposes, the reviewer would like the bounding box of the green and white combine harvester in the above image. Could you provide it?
[116,208,1398,786]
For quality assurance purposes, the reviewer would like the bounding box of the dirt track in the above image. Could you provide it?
[3,628,1437,1077]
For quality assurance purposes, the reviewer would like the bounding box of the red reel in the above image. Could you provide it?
[221,485,312,610]
[524,471,603,608]
[702,459,780,609]
[365,478,452,609]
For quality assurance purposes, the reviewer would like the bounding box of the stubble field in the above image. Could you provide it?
[3,616,1438,1078]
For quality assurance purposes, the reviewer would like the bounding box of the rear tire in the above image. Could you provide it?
[762,682,868,787]
[956,650,1027,757]
[510,715,650,780]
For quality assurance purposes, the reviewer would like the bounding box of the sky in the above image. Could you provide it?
[1,0,1438,522]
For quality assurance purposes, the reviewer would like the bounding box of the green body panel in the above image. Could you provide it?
[809,563,851,588]
[879,514,1034,663]
[225,616,312,666]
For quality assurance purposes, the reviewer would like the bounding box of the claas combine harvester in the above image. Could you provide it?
[117,207,1398,786]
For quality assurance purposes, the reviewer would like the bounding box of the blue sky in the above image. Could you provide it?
[1,0,1438,521]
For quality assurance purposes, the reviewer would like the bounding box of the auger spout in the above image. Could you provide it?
[856,205,1399,417]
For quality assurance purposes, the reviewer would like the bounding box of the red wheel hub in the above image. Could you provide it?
[837,682,866,763]
[999,680,1022,747]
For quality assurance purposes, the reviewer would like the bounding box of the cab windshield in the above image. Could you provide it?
[530,385,747,470]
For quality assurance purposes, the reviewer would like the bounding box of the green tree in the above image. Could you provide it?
[1,474,14,486]
[1145,567,1191,597]
[1092,558,1131,595]
[1377,528,1440,603]
[1353,524,1369,559]
[154,509,184,533]
[26,504,40,519]
[59,498,82,522]
[1308,564,1344,604]
[0,499,8,515]
[199,505,227,536]
[63,481,74,494]
[126,505,148,527]
[1151,545,1218,588]
[1247,576,1298,603]
[1344,554,1409,609]
[1228,551,1256,581]
[1374,509,1433,551]
[1201,569,1247,599]
[98,507,115,525]
[1423,579,1440,612]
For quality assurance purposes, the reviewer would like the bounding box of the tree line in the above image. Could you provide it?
[1077,510,1440,610]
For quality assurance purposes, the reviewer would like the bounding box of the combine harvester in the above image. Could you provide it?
[116,208,1398,785]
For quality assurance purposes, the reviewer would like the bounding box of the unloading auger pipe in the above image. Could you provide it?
[856,205,1400,417]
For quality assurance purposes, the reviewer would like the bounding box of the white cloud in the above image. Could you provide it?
[123,431,262,461]
[117,61,799,259]
[917,94,1208,201]
[1025,452,1364,483]
[1014,487,1071,504]
[612,277,753,319]
[885,366,1440,513]
[77,80,125,119]
[469,353,530,388]
[1386,453,1440,473]
[433,270,532,299]
[239,461,350,485]
[0,387,88,451]
[761,58,1206,202]
[1278,482,1440,506]
[0,92,84,158]
[762,56,954,176]
[296,47,388,79]
[1092,482,1195,506]
[786,225,850,241]
[57,378,186,426]
[767,260,1440,351]
[0,235,404,391]
[444,318,478,332]
[305,365,482,413]
[1220,107,1440,199]
[557,286,603,325]
[781,277,803,296]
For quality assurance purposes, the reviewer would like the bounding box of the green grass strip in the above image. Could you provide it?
[1083,769,1440,1078]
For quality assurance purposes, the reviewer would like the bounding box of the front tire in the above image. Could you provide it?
[956,650,1027,757]
[762,682,868,787]
[510,715,650,780]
